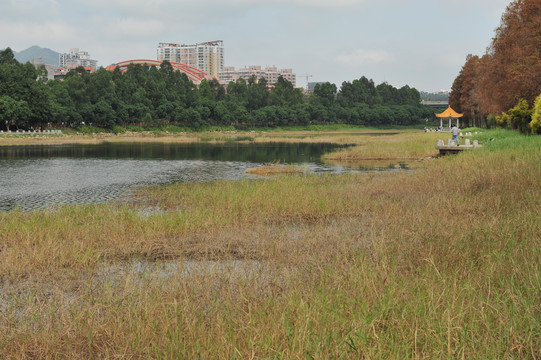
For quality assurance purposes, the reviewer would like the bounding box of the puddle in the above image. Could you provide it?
[95,259,264,283]
[0,258,268,330]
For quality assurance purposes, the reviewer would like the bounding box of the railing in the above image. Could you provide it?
[0,129,62,135]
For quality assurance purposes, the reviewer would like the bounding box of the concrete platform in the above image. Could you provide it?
[436,145,474,155]
[436,139,482,155]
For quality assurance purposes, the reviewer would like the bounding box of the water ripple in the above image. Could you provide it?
[0,143,398,212]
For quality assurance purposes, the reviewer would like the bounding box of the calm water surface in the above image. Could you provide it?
[0,142,356,211]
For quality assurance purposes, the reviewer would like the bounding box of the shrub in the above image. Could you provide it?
[530,93,541,134]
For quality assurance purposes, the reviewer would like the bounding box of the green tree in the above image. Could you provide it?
[269,76,303,106]
[376,82,398,105]
[87,68,116,102]
[508,98,532,133]
[141,112,154,127]
[0,59,52,129]
[529,93,541,134]
[311,82,337,108]
[159,60,174,78]
[308,104,332,124]
[0,95,31,130]
[91,100,116,128]
[213,101,232,125]
[64,74,89,106]
[209,79,225,101]
[226,78,248,105]
[397,85,420,106]
[198,79,212,99]
[180,108,201,127]
[144,66,167,115]
[294,104,310,125]
[47,80,72,125]
[0,48,18,65]
[196,104,212,126]
[246,76,269,111]
[337,77,380,106]
[496,112,511,128]
[227,101,249,125]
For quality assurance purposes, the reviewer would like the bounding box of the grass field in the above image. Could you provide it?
[0,128,539,358]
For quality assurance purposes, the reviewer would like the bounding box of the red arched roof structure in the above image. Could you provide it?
[106,59,212,85]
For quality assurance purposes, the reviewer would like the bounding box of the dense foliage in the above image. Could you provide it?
[420,91,449,102]
[449,0,541,132]
[0,47,432,131]
[0,48,53,130]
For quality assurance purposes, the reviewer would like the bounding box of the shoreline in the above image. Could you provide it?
[0,128,441,161]
[0,128,413,145]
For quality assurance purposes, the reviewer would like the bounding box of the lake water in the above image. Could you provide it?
[0,141,410,211]
[0,142,358,212]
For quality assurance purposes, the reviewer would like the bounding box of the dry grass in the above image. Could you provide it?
[322,131,443,161]
[0,128,413,148]
[0,132,202,146]
[0,130,539,358]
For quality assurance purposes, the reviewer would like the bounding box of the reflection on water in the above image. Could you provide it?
[0,142,347,212]
[0,142,335,162]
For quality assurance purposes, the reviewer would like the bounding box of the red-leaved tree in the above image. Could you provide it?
[451,0,541,123]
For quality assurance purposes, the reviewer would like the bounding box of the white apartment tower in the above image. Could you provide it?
[157,41,224,79]
[59,48,98,70]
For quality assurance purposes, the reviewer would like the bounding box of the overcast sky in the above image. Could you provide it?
[1,0,511,91]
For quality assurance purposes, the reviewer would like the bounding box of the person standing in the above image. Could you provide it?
[451,124,460,146]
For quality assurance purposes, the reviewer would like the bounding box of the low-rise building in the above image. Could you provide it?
[54,65,94,80]
[59,48,98,71]
[219,65,296,86]
[29,59,55,81]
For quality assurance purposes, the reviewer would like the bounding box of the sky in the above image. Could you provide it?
[0,0,512,92]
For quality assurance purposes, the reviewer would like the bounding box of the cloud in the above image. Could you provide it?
[81,0,371,14]
[249,0,369,9]
[0,21,79,51]
[107,18,166,37]
[442,0,510,16]
[336,49,395,65]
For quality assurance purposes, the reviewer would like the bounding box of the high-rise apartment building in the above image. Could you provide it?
[59,48,98,70]
[219,66,296,87]
[157,41,224,79]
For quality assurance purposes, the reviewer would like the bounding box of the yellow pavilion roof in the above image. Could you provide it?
[435,106,463,118]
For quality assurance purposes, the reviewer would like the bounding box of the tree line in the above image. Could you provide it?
[449,0,541,133]
[0,47,434,131]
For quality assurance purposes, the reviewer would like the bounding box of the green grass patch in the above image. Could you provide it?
[161,125,191,133]
[75,125,110,134]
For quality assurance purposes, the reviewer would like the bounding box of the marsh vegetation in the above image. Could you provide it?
[0,129,539,358]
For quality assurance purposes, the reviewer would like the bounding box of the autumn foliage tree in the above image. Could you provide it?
[450,0,541,128]
[449,54,481,127]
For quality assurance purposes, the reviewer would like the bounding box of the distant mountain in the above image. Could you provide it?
[14,45,60,68]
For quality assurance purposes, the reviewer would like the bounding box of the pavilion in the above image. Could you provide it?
[435,106,463,131]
